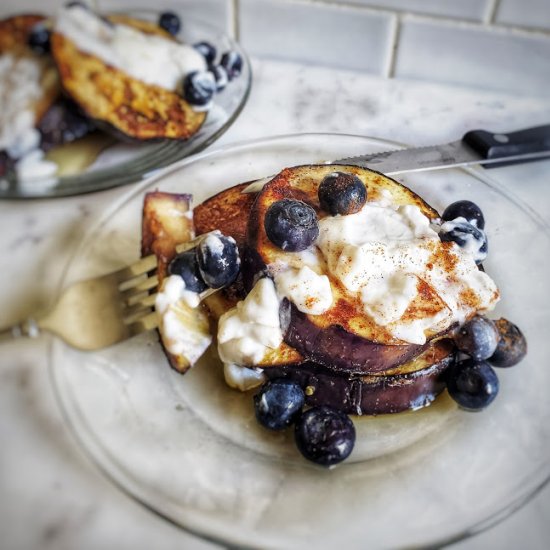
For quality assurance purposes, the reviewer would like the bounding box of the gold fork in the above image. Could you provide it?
[0,238,203,350]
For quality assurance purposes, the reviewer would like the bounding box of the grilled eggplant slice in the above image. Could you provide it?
[51,15,206,141]
[142,191,207,375]
[246,164,455,373]
[142,191,194,280]
[266,339,455,415]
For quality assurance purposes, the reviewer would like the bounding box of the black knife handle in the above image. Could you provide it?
[462,124,550,168]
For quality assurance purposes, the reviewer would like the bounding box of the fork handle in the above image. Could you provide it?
[0,318,41,344]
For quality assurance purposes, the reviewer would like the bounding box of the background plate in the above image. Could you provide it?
[0,11,251,199]
[50,134,550,549]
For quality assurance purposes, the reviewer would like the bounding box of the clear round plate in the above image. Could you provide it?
[49,134,550,549]
[0,11,251,199]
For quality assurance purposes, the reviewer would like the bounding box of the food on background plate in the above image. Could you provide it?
[0,3,244,186]
[142,165,527,467]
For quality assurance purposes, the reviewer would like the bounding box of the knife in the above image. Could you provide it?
[243,124,550,193]
[342,124,550,175]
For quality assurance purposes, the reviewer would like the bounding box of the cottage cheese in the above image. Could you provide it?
[155,275,211,362]
[0,53,57,183]
[56,5,207,93]
[317,200,499,344]
[217,277,283,366]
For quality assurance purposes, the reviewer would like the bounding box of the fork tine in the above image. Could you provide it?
[127,311,159,335]
[114,254,158,282]
[123,306,155,325]
[123,294,157,317]
[120,273,158,296]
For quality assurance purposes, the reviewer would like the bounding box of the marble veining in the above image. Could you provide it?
[0,57,549,550]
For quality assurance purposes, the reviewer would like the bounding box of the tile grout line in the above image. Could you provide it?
[484,0,501,25]
[260,0,550,39]
[385,14,401,79]
[231,0,240,40]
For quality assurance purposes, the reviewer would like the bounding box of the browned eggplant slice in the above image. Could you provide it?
[51,15,206,142]
[246,164,454,373]
[141,191,200,374]
[265,339,455,415]
[142,191,194,280]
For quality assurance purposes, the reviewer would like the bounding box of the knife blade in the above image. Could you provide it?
[242,124,550,193]
[341,124,550,175]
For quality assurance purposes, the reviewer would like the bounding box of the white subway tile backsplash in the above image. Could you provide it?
[394,17,550,96]
[496,0,550,31]
[239,0,395,74]
[331,0,492,22]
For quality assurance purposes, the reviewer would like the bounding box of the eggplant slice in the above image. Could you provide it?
[50,15,206,142]
[246,164,456,373]
[265,339,455,415]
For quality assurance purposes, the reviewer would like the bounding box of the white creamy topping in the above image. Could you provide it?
[56,5,207,92]
[0,53,58,182]
[274,265,332,315]
[217,278,283,365]
[155,275,211,362]
[223,363,266,391]
[317,200,499,344]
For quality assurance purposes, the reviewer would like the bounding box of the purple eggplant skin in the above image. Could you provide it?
[265,353,455,415]
[283,300,427,375]
[37,99,95,151]
[0,151,13,178]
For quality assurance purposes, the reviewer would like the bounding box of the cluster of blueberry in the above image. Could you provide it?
[183,45,243,108]
[447,314,526,410]
[438,200,526,410]
[157,11,245,108]
[167,233,240,291]
[254,379,356,467]
[264,171,366,252]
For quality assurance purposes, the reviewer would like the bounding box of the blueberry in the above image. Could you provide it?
[194,41,217,65]
[254,379,305,431]
[318,171,366,216]
[168,249,207,293]
[158,11,181,36]
[209,64,228,92]
[182,71,216,107]
[442,200,485,229]
[488,318,527,368]
[196,233,240,289]
[27,25,50,55]
[454,315,499,361]
[294,405,355,466]
[446,358,499,411]
[220,50,243,80]
[264,199,319,252]
[440,220,488,264]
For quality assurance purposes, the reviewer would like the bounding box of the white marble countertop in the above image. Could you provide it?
[1,58,549,550]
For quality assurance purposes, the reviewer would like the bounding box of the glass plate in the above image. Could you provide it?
[0,12,251,199]
[49,134,550,549]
